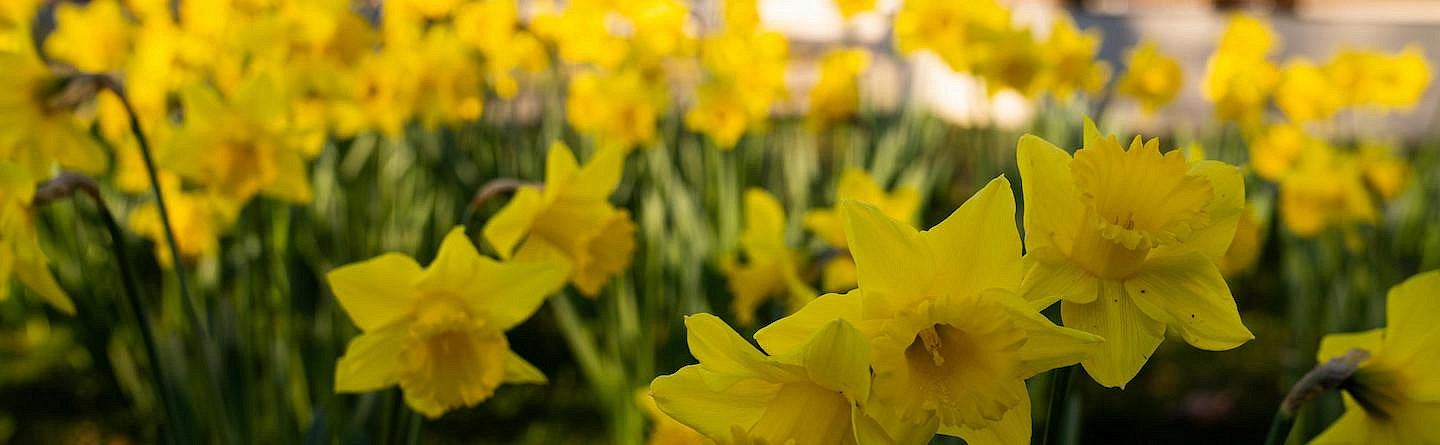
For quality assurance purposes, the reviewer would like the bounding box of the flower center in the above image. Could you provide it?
[409,293,477,338]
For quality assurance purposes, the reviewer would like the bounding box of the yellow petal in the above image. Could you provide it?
[793,319,871,400]
[544,141,581,191]
[755,291,866,356]
[1016,134,1084,257]
[1308,408,1376,445]
[925,176,1023,299]
[13,258,75,315]
[821,254,859,293]
[998,292,1103,378]
[1126,253,1253,351]
[1382,271,1440,372]
[327,253,422,331]
[842,200,932,314]
[1149,160,1245,262]
[483,187,545,259]
[1063,281,1166,388]
[1019,251,1099,308]
[941,391,1030,445]
[503,351,548,384]
[803,208,848,248]
[334,324,408,392]
[263,149,313,203]
[1316,329,1384,364]
[684,313,772,376]
[565,144,626,201]
[650,365,776,440]
[468,257,568,330]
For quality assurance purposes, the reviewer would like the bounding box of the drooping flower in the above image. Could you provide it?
[804,168,919,292]
[0,162,74,315]
[807,48,871,129]
[1117,40,1183,115]
[1309,271,1440,444]
[330,227,568,418]
[721,188,814,325]
[1016,119,1252,388]
[756,177,1100,442]
[0,51,108,178]
[483,142,636,297]
[650,314,897,445]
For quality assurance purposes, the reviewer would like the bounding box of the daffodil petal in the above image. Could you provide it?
[755,291,866,356]
[1018,253,1099,307]
[469,258,568,330]
[795,319,871,400]
[842,200,933,313]
[334,324,408,392]
[1150,160,1245,261]
[1308,409,1374,445]
[482,187,545,259]
[650,365,775,440]
[1381,270,1440,398]
[1017,134,1084,256]
[327,252,422,331]
[1001,294,1104,378]
[1126,253,1253,351]
[13,259,75,315]
[939,383,1031,444]
[567,144,625,201]
[803,209,848,248]
[545,142,581,192]
[416,226,487,293]
[264,149,313,203]
[1063,281,1166,388]
[1316,328,1383,366]
[503,351,548,384]
[684,313,771,376]
[926,176,1023,299]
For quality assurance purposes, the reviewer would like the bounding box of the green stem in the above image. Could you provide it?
[550,292,610,389]
[1042,365,1075,445]
[1263,407,1295,445]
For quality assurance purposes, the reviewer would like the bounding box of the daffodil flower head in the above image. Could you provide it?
[804,168,919,292]
[1017,119,1253,388]
[0,51,108,178]
[650,314,895,445]
[43,0,135,73]
[483,142,636,297]
[757,177,1100,442]
[806,47,870,129]
[165,78,313,206]
[1117,40,1183,115]
[1278,143,1376,238]
[330,227,568,418]
[1310,271,1440,444]
[0,162,74,315]
[722,188,815,325]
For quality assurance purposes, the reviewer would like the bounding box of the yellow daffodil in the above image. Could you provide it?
[126,178,237,267]
[1117,40,1183,115]
[1216,13,1277,60]
[1279,145,1375,238]
[530,0,629,70]
[618,0,693,63]
[973,26,1047,97]
[699,29,789,122]
[483,142,636,297]
[807,48,870,129]
[1327,46,1433,110]
[43,0,134,73]
[567,68,664,150]
[1250,123,1316,182]
[834,0,876,19]
[0,51,108,177]
[0,162,74,315]
[1358,143,1410,201]
[0,0,39,55]
[638,389,705,445]
[1041,18,1110,99]
[804,168,919,292]
[1275,58,1343,123]
[165,79,313,206]
[650,314,897,445]
[330,227,568,418]
[686,82,751,150]
[1016,120,1252,388]
[756,177,1100,442]
[722,188,814,325]
[1310,271,1440,444]
[1203,14,1279,128]
[893,0,1010,73]
[412,26,485,129]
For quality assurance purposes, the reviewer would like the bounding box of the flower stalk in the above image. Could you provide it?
[1263,348,1371,445]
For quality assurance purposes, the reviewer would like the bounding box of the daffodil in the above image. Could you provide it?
[1117,40,1183,115]
[1278,145,1375,238]
[650,314,896,445]
[804,168,919,292]
[756,177,1100,442]
[807,48,870,129]
[893,0,1010,73]
[1327,46,1433,110]
[834,0,876,19]
[973,26,1046,97]
[1250,124,1315,182]
[483,142,636,297]
[126,178,237,267]
[638,385,706,445]
[330,227,568,418]
[164,78,313,206]
[686,82,751,150]
[1041,18,1109,99]
[566,68,664,150]
[722,188,814,325]
[0,0,39,55]
[1202,14,1279,128]
[1016,120,1252,388]
[43,0,135,73]
[699,28,789,122]
[1275,58,1342,123]
[0,51,108,178]
[0,162,74,315]
[1310,271,1440,444]
[1358,143,1410,201]
[1219,205,1263,278]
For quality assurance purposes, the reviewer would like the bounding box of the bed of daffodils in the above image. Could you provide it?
[1,0,1437,443]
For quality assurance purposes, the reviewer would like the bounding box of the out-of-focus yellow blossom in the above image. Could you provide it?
[1278,145,1375,238]
[0,51,108,177]
[1017,120,1252,388]
[724,0,760,34]
[618,0,694,63]
[484,143,636,297]
[1327,46,1433,110]
[1041,18,1110,99]
[330,227,568,418]
[804,168,919,292]
[127,177,237,267]
[0,162,74,315]
[412,26,485,129]
[1250,123,1315,181]
[834,0,876,19]
[893,0,1010,73]
[685,82,751,149]
[637,390,704,445]
[331,48,421,137]
[567,68,664,150]
[808,48,870,129]
[532,2,629,70]
[721,188,814,325]
[43,0,134,73]
[973,26,1047,97]
[651,314,898,445]
[699,29,789,121]
[0,0,39,54]
[1219,205,1263,278]
[165,79,313,206]
[1358,143,1410,201]
[757,178,1100,442]
[1203,14,1279,128]
[454,0,548,99]
[1117,41,1183,115]
[1310,271,1440,444]
[1276,59,1343,123]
